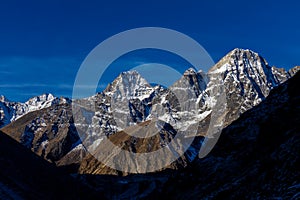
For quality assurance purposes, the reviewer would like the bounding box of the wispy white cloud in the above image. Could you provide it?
[0,83,48,88]
[57,83,108,89]
[0,71,12,75]
[0,83,108,91]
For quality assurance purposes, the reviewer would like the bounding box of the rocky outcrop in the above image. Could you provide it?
[0,93,70,128]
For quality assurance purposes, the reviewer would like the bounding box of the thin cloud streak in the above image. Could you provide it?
[0,83,108,91]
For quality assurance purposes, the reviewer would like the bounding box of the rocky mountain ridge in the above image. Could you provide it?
[0,93,70,128]
[154,69,300,199]
[0,69,299,199]
[1,48,299,175]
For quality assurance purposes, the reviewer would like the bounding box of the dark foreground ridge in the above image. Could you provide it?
[0,130,103,200]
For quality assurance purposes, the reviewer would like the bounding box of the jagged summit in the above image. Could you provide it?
[172,67,207,95]
[0,95,9,103]
[26,93,56,106]
[115,70,145,83]
[0,93,69,128]
[204,48,300,125]
[103,70,152,99]
[210,48,266,73]
[289,66,300,77]
[106,70,148,87]
[208,47,290,89]
[183,67,197,75]
[120,70,140,76]
[229,47,260,55]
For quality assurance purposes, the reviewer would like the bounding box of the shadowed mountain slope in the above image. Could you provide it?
[0,130,102,200]
[153,71,300,199]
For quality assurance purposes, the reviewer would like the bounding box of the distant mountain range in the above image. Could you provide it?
[0,48,299,199]
[0,93,70,128]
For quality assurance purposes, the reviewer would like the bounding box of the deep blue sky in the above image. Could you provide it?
[0,0,299,102]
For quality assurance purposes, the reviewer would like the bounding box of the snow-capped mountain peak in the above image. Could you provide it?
[25,93,58,110]
[104,70,153,100]
[289,66,300,77]
[0,95,9,103]
[172,68,207,95]
[183,67,197,75]
[206,48,300,125]
[0,93,66,128]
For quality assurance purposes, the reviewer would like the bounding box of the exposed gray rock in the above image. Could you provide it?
[1,48,298,175]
